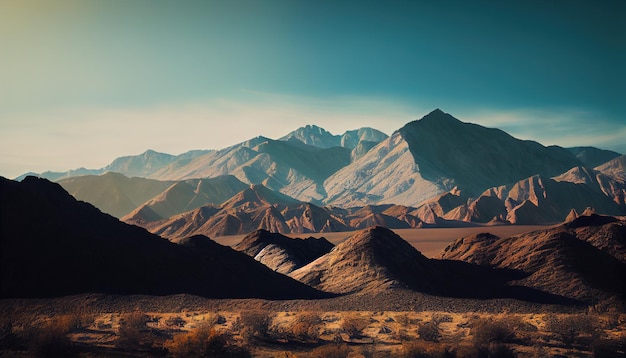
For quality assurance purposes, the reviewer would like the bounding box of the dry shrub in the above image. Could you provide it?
[165,322,250,358]
[41,310,95,335]
[417,321,441,342]
[396,313,410,326]
[199,312,225,326]
[290,311,322,342]
[545,313,599,345]
[393,327,412,342]
[29,326,74,357]
[399,340,454,358]
[238,310,271,342]
[480,343,515,358]
[27,316,83,357]
[307,343,351,358]
[471,317,519,347]
[165,315,186,328]
[341,313,369,338]
[431,313,453,324]
[0,320,20,350]
[117,310,151,349]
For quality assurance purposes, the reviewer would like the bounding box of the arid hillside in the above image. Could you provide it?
[441,214,626,303]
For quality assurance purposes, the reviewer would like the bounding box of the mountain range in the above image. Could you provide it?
[3,174,623,305]
[16,109,626,233]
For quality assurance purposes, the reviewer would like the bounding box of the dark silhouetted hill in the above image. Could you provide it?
[0,176,328,299]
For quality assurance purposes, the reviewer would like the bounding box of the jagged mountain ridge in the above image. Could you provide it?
[125,184,352,238]
[0,176,327,299]
[422,162,626,225]
[3,175,623,305]
[123,182,474,238]
[279,125,388,150]
[15,110,626,227]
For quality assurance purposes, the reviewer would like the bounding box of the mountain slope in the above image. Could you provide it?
[133,185,350,238]
[567,146,622,168]
[440,214,626,303]
[121,175,248,223]
[148,137,352,203]
[289,226,438,294]
[103,149,176,178]
[323,109,586,208]
[234,229,334,274]
[399,109,582,195]
[0,176,327,299]
[324,131,444,207]
[58,172,174,217]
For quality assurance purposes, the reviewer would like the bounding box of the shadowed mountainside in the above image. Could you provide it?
[0,176,328,299]
[234,229,334,274]
[440,214,626,303]
[566,146,622,168]
[398,109,582,195]
[322,109,593,208]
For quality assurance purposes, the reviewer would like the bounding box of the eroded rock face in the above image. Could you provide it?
[234,229,334,274]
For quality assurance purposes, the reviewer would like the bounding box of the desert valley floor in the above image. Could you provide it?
[2,224,625,358]
[214,226,552,258]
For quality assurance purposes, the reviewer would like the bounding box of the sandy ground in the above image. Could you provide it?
[213,225,550,258]
[5,307,624,357]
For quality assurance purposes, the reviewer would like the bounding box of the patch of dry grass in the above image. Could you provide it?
[2,303,624,357]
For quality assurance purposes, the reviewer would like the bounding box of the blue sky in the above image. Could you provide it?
[1,0,624,178]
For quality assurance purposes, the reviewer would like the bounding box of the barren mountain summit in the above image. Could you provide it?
[399,109,582,195]
[279,124,387,150]
[290,226,438,294]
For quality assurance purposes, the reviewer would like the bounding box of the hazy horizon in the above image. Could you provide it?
[1,0,624,178]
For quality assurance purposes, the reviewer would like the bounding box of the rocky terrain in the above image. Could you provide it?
[440,214,626,303]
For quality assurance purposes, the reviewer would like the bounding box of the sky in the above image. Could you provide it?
[1,0,624,178]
